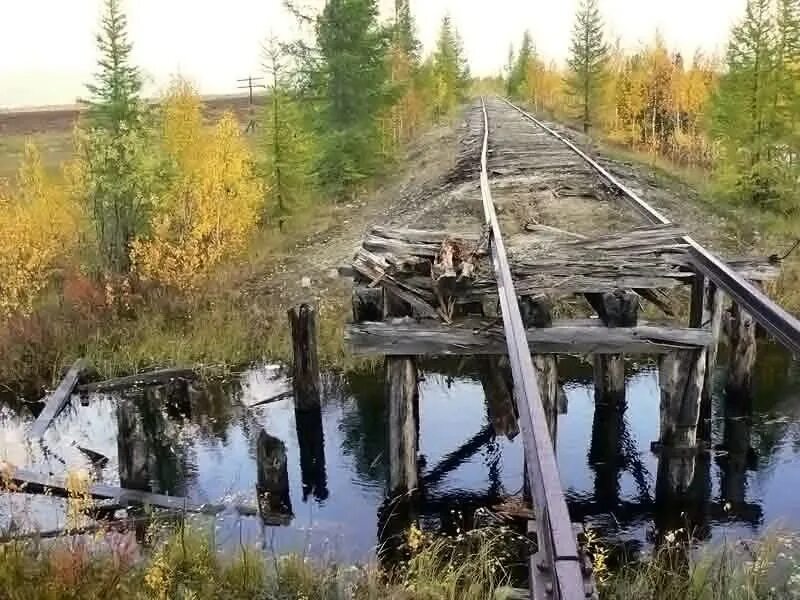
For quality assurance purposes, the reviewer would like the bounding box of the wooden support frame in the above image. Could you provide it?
[347,319,712,356]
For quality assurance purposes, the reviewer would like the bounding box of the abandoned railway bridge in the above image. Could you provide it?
[343,97,800,599]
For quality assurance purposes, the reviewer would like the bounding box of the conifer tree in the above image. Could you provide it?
[86,0,142,133]
[507,31,534,98]
[307,0,391,196]
[261,38,313,226]
[566,0,609,132]
[387,0,424,146]
[82,0,154,272]
[432,15,470,120]
[774,0,800,174]
[713,0,777,206]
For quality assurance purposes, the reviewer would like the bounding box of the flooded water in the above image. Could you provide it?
[0,346,798,562]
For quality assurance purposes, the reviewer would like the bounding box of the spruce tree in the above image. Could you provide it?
[432,15,470,120]
[82,0,153,272]
[308,0,391,196]
[86,0,142,133]
[566,0,609,132]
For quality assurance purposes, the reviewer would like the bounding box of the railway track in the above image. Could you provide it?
[477,96,800,599]
[477,98,589,600]
[499,98,800,356]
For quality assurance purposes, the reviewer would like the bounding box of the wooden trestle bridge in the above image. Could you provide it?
[343,98,800,599]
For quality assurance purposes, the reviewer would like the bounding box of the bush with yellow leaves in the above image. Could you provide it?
[131,79,262,291]
[0,142,81,319]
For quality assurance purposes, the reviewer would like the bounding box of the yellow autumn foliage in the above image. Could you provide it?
[0,142,80,319]
[131,80,262,291]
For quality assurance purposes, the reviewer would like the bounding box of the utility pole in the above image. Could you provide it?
[237,75,266,134]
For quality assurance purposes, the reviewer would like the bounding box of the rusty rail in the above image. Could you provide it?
[479,98,586,600]
[502,97,800,357]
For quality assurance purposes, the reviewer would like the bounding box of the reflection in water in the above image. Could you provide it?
[295,406,328,502]
[0,346,798,561]
[256,430,293,525]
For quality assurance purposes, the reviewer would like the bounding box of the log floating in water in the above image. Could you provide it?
[29,359,88,440]
[1,463,223,514]
[77,367,197,394]
[347,318,713,356]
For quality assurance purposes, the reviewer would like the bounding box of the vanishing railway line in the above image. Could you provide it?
[500,98,800,357]
[478,98,588,600]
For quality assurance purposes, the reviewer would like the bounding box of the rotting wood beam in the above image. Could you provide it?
[1,463,224,514]
[77,367,196,394]
[29,359,88,440]
[346,319,713,356]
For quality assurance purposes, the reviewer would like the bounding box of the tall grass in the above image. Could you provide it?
[0,523,515,600]
[604,532,800,599]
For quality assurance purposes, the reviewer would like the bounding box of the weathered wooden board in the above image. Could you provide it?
[1,464,223,514]
[78,367,196,394]
[347,318,712,355]
[29,359,88,440]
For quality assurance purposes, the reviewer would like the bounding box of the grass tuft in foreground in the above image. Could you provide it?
[603,531,800,600]
[0,522,516,600]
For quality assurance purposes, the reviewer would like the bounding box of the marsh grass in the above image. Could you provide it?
[604,532,800,600]
[0,522,514,600]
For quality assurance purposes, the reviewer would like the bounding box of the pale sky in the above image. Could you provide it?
[0,0,747,109]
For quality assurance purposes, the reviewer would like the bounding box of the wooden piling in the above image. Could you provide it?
[256,430,293,525]
[690,276,725,438]
[657,347,707,493]
[588,291,638,409]
[727,302,757,404]
[386,356,419,495]
[523,295,558,443]
[288,304,320,410]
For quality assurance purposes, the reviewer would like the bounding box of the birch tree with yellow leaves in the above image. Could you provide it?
[131,81,262,291]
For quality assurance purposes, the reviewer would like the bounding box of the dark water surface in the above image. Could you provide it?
[1,347,798,561]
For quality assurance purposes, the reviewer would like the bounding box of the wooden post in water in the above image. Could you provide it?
[727,302,757,405]
[689,274,725,439]
[657,348,707,493]
[386,356,419,495]
[256,430,293,525]
[288,304,320,411]
[381,287,419,496]
[587,291,638,409]
[523,294,558,443]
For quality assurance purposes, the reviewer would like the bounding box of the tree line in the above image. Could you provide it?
[0,0,470,319]
[506,0,800,214]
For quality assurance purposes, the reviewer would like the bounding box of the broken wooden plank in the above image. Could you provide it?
[1,463,223,514]
[29,359,88,440]
[346,318,713,355]
[77,367,196,394]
